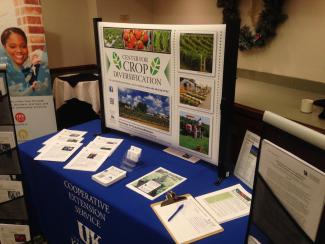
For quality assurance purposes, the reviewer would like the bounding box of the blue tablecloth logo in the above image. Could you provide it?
[76,220,101,244]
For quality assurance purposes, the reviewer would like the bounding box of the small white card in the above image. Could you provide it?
[163,147,200,163]
[92,166,126,186]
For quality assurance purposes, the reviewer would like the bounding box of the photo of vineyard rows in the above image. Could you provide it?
[179,111,210,155]
[179,33,214,73]
[179,77,212,110]
[118,88,170,132]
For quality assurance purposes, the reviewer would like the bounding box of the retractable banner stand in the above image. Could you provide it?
[0,0,56,143]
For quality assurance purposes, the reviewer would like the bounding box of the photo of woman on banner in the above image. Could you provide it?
[0,27,51,96]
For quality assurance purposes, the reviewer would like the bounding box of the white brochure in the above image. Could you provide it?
[38,136,84,152]
[86,138,123,156]
[64,147,111,172]
[0,224,30,244]
[196,184,252,224]
[234,130,260,189]
[91,136,123,147]
[0,180,24,203]
[0,131,16,152]
[34,142,82,162]
[42,129,87,145]
[126,167,186,200]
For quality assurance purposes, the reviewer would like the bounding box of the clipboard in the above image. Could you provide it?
[151,192,223,244]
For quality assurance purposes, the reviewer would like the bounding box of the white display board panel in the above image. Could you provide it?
[97,23,226,165]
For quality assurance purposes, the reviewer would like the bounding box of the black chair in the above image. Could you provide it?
[56,98,99,130]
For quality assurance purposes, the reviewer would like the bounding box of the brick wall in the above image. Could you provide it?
[14,0,46,52]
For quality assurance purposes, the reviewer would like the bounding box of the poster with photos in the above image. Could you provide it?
[98,23,225,165]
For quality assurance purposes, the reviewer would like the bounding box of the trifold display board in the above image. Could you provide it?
[97,22,226,165]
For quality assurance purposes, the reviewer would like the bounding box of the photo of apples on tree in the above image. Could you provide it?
[123,29,152,51]
[180,33,214,73]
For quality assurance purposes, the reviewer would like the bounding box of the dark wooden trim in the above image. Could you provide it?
[234,103,264,121]
[50,64,97,74]
[234,103,324,134]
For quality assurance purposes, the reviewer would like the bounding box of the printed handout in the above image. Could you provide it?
[0,224,30,244]
[126,167,186,200]
[42,129,87,145]
[38,135,84,153]
[0,131,16,153]
[258,139,325,241]
[0,180,23,203]
[34,142,82,162]
[196,184,251,224]
[64,147,111,172]
[234,130,260,189]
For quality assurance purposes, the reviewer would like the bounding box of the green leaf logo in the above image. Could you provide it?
[150,57,160,75]
[112,52,122,70]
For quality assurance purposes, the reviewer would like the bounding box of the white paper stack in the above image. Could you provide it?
[63,147,111,171]
[38,129,87,153]
[34,129,87,162]
[34,141,83,162]
[63,136,123,172]
[92,166,126,186]
[88,136,123,156]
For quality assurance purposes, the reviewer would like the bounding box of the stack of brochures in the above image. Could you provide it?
[34,129,86,162]
[92,166,126,186]
[63,136,123,172]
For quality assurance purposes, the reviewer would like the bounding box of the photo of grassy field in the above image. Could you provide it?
[103,27,124,48]
[179,111,210,155]
[153,30,171,53]
[179,33,214,73]
[118,88,170,132]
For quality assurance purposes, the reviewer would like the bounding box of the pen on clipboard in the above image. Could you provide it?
[167,204,184,222]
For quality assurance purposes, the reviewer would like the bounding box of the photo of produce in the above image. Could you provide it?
[179,111,210,155]
[123,29,152,51]
[179,77,212,110]
[103,28,124,48]
[179,33,214,73]
[153,30,171,53]
[118,88,170,132]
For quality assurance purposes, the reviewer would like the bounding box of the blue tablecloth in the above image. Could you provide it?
[19,120,249,244]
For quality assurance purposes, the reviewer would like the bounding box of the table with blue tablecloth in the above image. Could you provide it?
[19,119,250,243]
